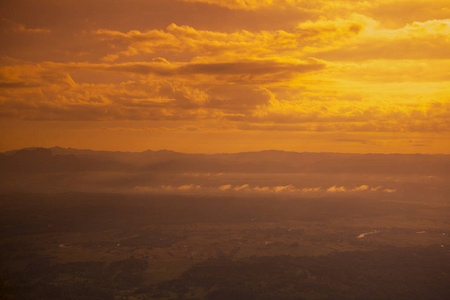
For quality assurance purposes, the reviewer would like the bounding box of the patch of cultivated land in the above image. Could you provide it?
[0,192,449,299]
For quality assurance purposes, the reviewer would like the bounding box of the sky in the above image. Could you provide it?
[0,0,449,153]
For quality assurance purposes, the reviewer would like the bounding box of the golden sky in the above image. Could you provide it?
[0,0,449,153]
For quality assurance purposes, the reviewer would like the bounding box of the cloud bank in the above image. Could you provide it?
[134,183,397,195]
[1,0,449,153]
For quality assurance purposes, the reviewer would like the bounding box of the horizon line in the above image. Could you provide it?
[2,146,449,156]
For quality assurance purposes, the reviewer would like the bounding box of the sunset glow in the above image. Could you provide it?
[1,0,449,153]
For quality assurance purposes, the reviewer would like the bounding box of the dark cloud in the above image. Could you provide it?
[179,61,325,76]
[335,138,370,144]
[100,60,325,81]
[0,81,40,88]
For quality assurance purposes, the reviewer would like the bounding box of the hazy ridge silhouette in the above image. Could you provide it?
[1,147,449,175]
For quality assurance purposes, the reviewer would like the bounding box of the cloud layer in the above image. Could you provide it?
[0,0,449,152]
[134,183,397,195]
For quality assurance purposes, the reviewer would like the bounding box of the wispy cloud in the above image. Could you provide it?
[1,19,51,34]
[326,186,346,193]
[234,184,250,191]
[134,183,397,195]
[219,184,232,191]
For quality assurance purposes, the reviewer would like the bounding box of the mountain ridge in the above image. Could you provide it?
[1,147,449,176]
[3,146,449,157]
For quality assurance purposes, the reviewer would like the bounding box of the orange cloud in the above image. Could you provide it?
[1,58,448,135]
[1,0,449,153]
[93,22,362,62]
[178,0,286,10]
[0,19,51,34]
[316,19,450,60]
[133,183,397,195]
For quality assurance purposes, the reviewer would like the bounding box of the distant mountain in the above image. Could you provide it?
[0,148,130,173]
[1,147,449,176]
[49,147,188,166]
[143,151,450,175]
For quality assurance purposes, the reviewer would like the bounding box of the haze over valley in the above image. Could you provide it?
[1,148,449,299]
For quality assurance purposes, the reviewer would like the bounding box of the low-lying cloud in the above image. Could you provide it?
[134,183,397,195]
